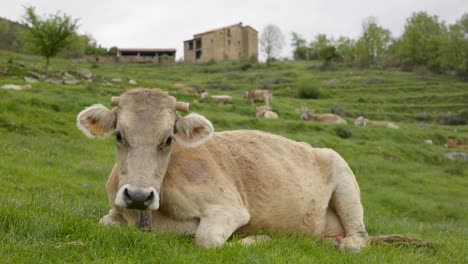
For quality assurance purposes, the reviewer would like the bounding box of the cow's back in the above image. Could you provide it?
[164,130,338,233]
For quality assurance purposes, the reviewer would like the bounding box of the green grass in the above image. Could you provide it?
[0,50,467,263]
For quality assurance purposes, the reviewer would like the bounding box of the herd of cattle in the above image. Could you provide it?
[178,85,399,129]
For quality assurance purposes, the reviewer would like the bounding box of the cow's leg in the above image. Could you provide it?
[100,209,126,225]
[195,206,250,248]
[331,155,368,253]
[152,211,199,235]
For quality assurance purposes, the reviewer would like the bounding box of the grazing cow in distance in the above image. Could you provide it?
[180,87,205,95]
[354,116,399,129]
[76,88,370,252]
[244,89,272,107]
[200,92,233,105]
[256,105,278,119]
[298,107,347,124]
[445,138,468,149]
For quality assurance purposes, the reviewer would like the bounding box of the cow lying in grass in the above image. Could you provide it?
[298,107,347,124]
[354,116,399,129]
[256,105,278,119]
[77,88,430,252]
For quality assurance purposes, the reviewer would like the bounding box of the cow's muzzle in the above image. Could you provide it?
[115,184,159,210]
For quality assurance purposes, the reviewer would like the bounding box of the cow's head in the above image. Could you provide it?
[296,107,312,120]
[77,89,213,211]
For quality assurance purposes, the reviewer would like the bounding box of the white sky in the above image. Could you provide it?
[0,0,466,59]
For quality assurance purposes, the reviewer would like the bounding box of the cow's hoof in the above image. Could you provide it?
[240,235,272,246]
[339,236,367,253]
[99,211,125,225]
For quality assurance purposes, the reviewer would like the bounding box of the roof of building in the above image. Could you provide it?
[117,48,176,53]
[193,22,257,37]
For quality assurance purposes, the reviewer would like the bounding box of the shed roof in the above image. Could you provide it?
[117,48,176,53]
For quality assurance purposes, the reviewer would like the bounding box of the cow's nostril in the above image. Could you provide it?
[123,188,132,202]
[144,191,155,206]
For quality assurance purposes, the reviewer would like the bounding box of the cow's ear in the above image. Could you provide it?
[174,113,214,148]
[77,104,116,138]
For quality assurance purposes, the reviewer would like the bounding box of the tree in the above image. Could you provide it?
[309,34,338,67]
[291,32,309,60]
[355,17,392,67]
[21,6,78,71]
[441,13,468,79]
[260,24,285,63]
[336,36,356,64]
[397,12,446,71]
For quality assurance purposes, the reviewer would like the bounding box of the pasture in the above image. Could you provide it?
[0,50,467,263]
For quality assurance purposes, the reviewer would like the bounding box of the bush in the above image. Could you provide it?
[296,78,321,99]
[415,112,433,122]
[336,126,352,139]
[439,112,466,125]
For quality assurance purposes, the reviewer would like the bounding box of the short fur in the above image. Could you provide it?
[244,89,273,107]
[256,106,278,119]
[299,107,347,124]
[354,116,399,129]
[79,89,368,252]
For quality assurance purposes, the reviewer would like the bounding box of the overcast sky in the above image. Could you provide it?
[1,0,466,59]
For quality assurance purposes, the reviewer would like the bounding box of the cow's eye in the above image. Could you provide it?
[166,136,173,146]
[116,130,123,143]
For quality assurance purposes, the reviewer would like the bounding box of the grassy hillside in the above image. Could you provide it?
[0,50,467,263]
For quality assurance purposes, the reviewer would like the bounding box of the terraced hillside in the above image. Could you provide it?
[0,51,467,263]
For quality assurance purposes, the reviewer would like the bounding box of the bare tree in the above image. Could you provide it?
[260,24,285,63]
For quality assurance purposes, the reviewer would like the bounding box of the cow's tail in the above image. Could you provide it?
[369,235,436,249]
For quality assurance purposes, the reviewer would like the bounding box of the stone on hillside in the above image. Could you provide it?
[321,79,340,86]
[24,77,38,83]
[129,79,137,85]
[46,79,63,85]
[63,72,76,80]
[111,78,123,82]
[79,69,93,79]
[444,152,468,161]
[424,139,433,145]
[28,71,46,80]
[65,79,80,85]
[1,84,32,90]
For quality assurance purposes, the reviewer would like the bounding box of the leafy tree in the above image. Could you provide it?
[260,24,285,63]
[21,6,78,71]
[309,34,330,60]
[291,32,309,60]
[309,34,338,67]
[397,12,446,71]
[336,36,356,64]
[0,20,10,36]
[355,17,392,67]
[441,13,468,79]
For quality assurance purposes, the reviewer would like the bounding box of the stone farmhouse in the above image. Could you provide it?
[116,48,176,63]
[184,23,258,63]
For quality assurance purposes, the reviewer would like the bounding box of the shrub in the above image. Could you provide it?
[296,78,321,99]
[439,112,466,125]
[336,126,352,139]
[415,112,433,122]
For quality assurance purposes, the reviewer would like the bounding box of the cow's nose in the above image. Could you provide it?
[122,187,155,210]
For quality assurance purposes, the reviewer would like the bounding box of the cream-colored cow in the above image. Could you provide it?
[298,107,347,124]
[354,116,399,129]
[77,88,368,252]
[244,89,273,107]
[256,106,278,119]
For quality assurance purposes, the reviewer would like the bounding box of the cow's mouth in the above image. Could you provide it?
[136,211,153,230]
